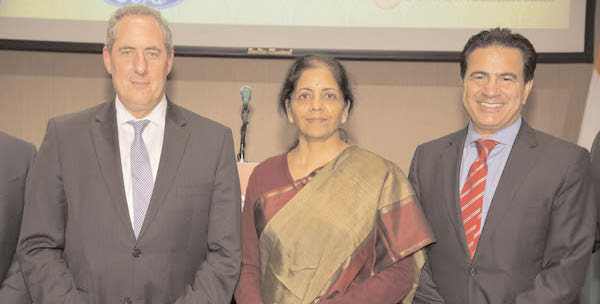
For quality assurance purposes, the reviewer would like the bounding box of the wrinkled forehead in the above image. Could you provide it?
[114,15,165,43]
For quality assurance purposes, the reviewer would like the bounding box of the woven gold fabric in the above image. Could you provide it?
[258,146,433,304]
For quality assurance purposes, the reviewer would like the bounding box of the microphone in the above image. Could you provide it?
[238,86,252,162]
[241,86,252,108]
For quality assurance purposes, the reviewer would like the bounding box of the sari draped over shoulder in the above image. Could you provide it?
[254,146,434,304]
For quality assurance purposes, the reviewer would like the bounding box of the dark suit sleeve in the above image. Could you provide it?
[515,151,595,304]
[0,141,35,304]
[0,254,32,304]
[408,146,447,304]
[0,142,34,281]
[174,128,242,304]
[591,131,600,253]
[17,120,88,304]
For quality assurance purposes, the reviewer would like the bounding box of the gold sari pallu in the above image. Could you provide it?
[257,146,434,304]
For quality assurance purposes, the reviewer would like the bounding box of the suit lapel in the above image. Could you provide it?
[592,131,600,180]
[89,101,134,239]
[137,102,190,239]
[475,122,539,260]
[441,129,471,257]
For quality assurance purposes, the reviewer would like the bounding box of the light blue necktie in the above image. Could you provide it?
[128,120,153,238]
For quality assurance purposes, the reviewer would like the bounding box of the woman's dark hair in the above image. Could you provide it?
[278,55,355,115]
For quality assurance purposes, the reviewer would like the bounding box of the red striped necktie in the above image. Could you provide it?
[460,139,498,259]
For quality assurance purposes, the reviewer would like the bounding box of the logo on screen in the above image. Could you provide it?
[104,0,183,9]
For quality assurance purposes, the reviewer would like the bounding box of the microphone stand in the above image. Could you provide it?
[237,86,251,162]
[237,106,249,162]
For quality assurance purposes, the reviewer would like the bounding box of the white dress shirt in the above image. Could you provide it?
[115,96,166,229]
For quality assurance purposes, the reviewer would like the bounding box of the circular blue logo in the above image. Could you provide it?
[104,0,184,10]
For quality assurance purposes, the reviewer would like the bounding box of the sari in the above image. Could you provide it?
[241,146,433,304]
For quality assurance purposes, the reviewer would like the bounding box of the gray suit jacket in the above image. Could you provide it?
[591,130,600,252]
[18,101,242,304]
[0,131,35,304]
[409,122,595,304]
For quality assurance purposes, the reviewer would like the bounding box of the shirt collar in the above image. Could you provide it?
[115,95,167,127]
[465,116,522,147]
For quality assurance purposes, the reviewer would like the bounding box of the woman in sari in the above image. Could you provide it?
[234,55,434,304]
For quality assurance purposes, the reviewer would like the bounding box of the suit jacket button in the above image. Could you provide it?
[132,248,142,258]
[124,296,133,304]
[469,267,478,277]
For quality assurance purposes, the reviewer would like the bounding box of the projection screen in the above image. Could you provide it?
[0,0,595,62]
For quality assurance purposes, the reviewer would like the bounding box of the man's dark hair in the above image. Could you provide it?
[460,27,537,83]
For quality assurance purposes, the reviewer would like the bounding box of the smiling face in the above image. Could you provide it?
[286,66,349,144]
[462,46,533,137]
[103,15,173,118]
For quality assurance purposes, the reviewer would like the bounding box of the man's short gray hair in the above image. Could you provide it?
[105,4,173,55]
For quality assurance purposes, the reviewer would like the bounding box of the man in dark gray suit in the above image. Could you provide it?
[0,131,35,304]
[18,4,241,304]
[409,28,595,304]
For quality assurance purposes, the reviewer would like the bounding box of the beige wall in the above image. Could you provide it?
[1,9,598,172]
